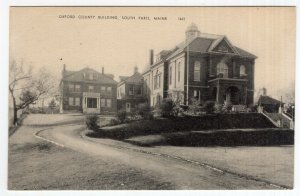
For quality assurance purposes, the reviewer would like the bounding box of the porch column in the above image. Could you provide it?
[97,97,100,109]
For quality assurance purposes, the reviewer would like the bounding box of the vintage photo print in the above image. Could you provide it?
[6,6,296,192]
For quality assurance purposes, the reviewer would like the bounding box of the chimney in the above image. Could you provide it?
[102,67,104,74]
[134,66,138,74]
[262,87,267,96]
[149,49,154,65]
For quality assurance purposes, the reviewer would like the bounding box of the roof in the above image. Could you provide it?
[118,72,143,86]
[119,76,129,82]
[258,96,283,105]
[166,33,257,61]
[61,67,117,84]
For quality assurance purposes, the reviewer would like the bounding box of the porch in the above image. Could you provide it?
[82,92,101,114]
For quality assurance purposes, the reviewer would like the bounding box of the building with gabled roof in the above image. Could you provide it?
[59,65,117,114]
[142,23,257,107]
[117,67,146,112]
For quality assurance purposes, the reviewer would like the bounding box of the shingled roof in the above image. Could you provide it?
[118,72,143,86]
[258,95,283,106]
[62,67,117,84]
[165,33,257,61]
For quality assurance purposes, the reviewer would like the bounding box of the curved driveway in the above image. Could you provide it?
[37,121,280,189]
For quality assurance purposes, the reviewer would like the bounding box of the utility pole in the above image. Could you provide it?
[186,42,189,105]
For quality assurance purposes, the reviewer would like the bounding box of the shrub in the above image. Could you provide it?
[110,118,120,126]
[189,98,202,115]
[160,98,175,117]
[117,110,127,123]
[214,104,223,113]
[222,103,232,113]
[203,101,215,114]
[86,114,100,131]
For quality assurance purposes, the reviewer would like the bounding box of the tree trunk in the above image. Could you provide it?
[13,98,18,126]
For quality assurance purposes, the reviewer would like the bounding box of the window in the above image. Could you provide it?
[101,86,106,92]
[101,99,106,107]
[68,97,74,106]
[136,86,142,95]
[75,97,80,106]
[194,90,198,97]
[93,73,98,80]
[129,86,134,95]
[75,84,80,92]
[178,62,181,82]
[106,99,111,108]
[87,98,97,108]
[107,86,112,93]
[154,74,161,89]
[88,85,94,92]
[194,61,201,81]
[68,84,74,92]
[169,66,172,85]
[217,63,228,78]
[144,79,148,94]
[240,65,246,76]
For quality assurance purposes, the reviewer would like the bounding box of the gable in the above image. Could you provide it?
[212,39,235,53]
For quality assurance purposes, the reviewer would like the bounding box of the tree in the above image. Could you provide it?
[9,60,55,125]
[48,99,57,114]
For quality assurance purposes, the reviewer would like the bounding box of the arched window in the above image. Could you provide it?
[194,61,201,81]
[240,65,246,76]
[217,63,228,78]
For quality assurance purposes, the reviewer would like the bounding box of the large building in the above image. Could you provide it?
[59,65,117,114]
[142,23,257,107]
[117,67,146,112]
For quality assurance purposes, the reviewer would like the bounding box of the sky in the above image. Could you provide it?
[9,7,296,101]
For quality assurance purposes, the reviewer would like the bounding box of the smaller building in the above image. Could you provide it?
[258,95,283,113]
[117,67,146,112]
[59,65,117,114]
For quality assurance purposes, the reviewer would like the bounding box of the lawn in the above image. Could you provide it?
[86,113,294,147]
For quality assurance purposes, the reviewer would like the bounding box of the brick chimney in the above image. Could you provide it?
[262,87,267,96]
[149,49,154,65]
[134,66,138,74]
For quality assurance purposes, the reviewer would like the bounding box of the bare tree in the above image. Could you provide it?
[9,60,55,125]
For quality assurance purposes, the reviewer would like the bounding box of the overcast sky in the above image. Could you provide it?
[10,7,295,100]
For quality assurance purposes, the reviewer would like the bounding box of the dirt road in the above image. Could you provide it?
[8,114,290,190]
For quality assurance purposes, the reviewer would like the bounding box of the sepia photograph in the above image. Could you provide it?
[6,6,295,191]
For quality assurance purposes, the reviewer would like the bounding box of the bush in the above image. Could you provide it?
[117,110,127,123]
[86,114,100,131]
[110,118,120,126]
[137,103,153,119]
[160,98,175,117]
[189,98,202,115]
[203,101,215,114]
[222,103,232,113]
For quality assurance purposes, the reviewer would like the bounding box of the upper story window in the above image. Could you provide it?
[101,86,106,92]
[75,84,80,92]
[107,86,112,93]
[178,62,181,82]
[194,61,201,81]
[136,86,142,95]
[68,84,74,92]
[129,86,134,95]
[240,65,246,76]
[169,66,172,85]
[154,73,161,89]
[88,85,94,92]
[217,63,228,78]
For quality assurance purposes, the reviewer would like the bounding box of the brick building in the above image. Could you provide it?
[142,23,257,107]
[59,65,117,114]
[117,67,146,112]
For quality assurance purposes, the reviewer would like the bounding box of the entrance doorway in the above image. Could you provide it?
[87,98,97,108]
[126,102,131,112]
[225,86,240,105]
